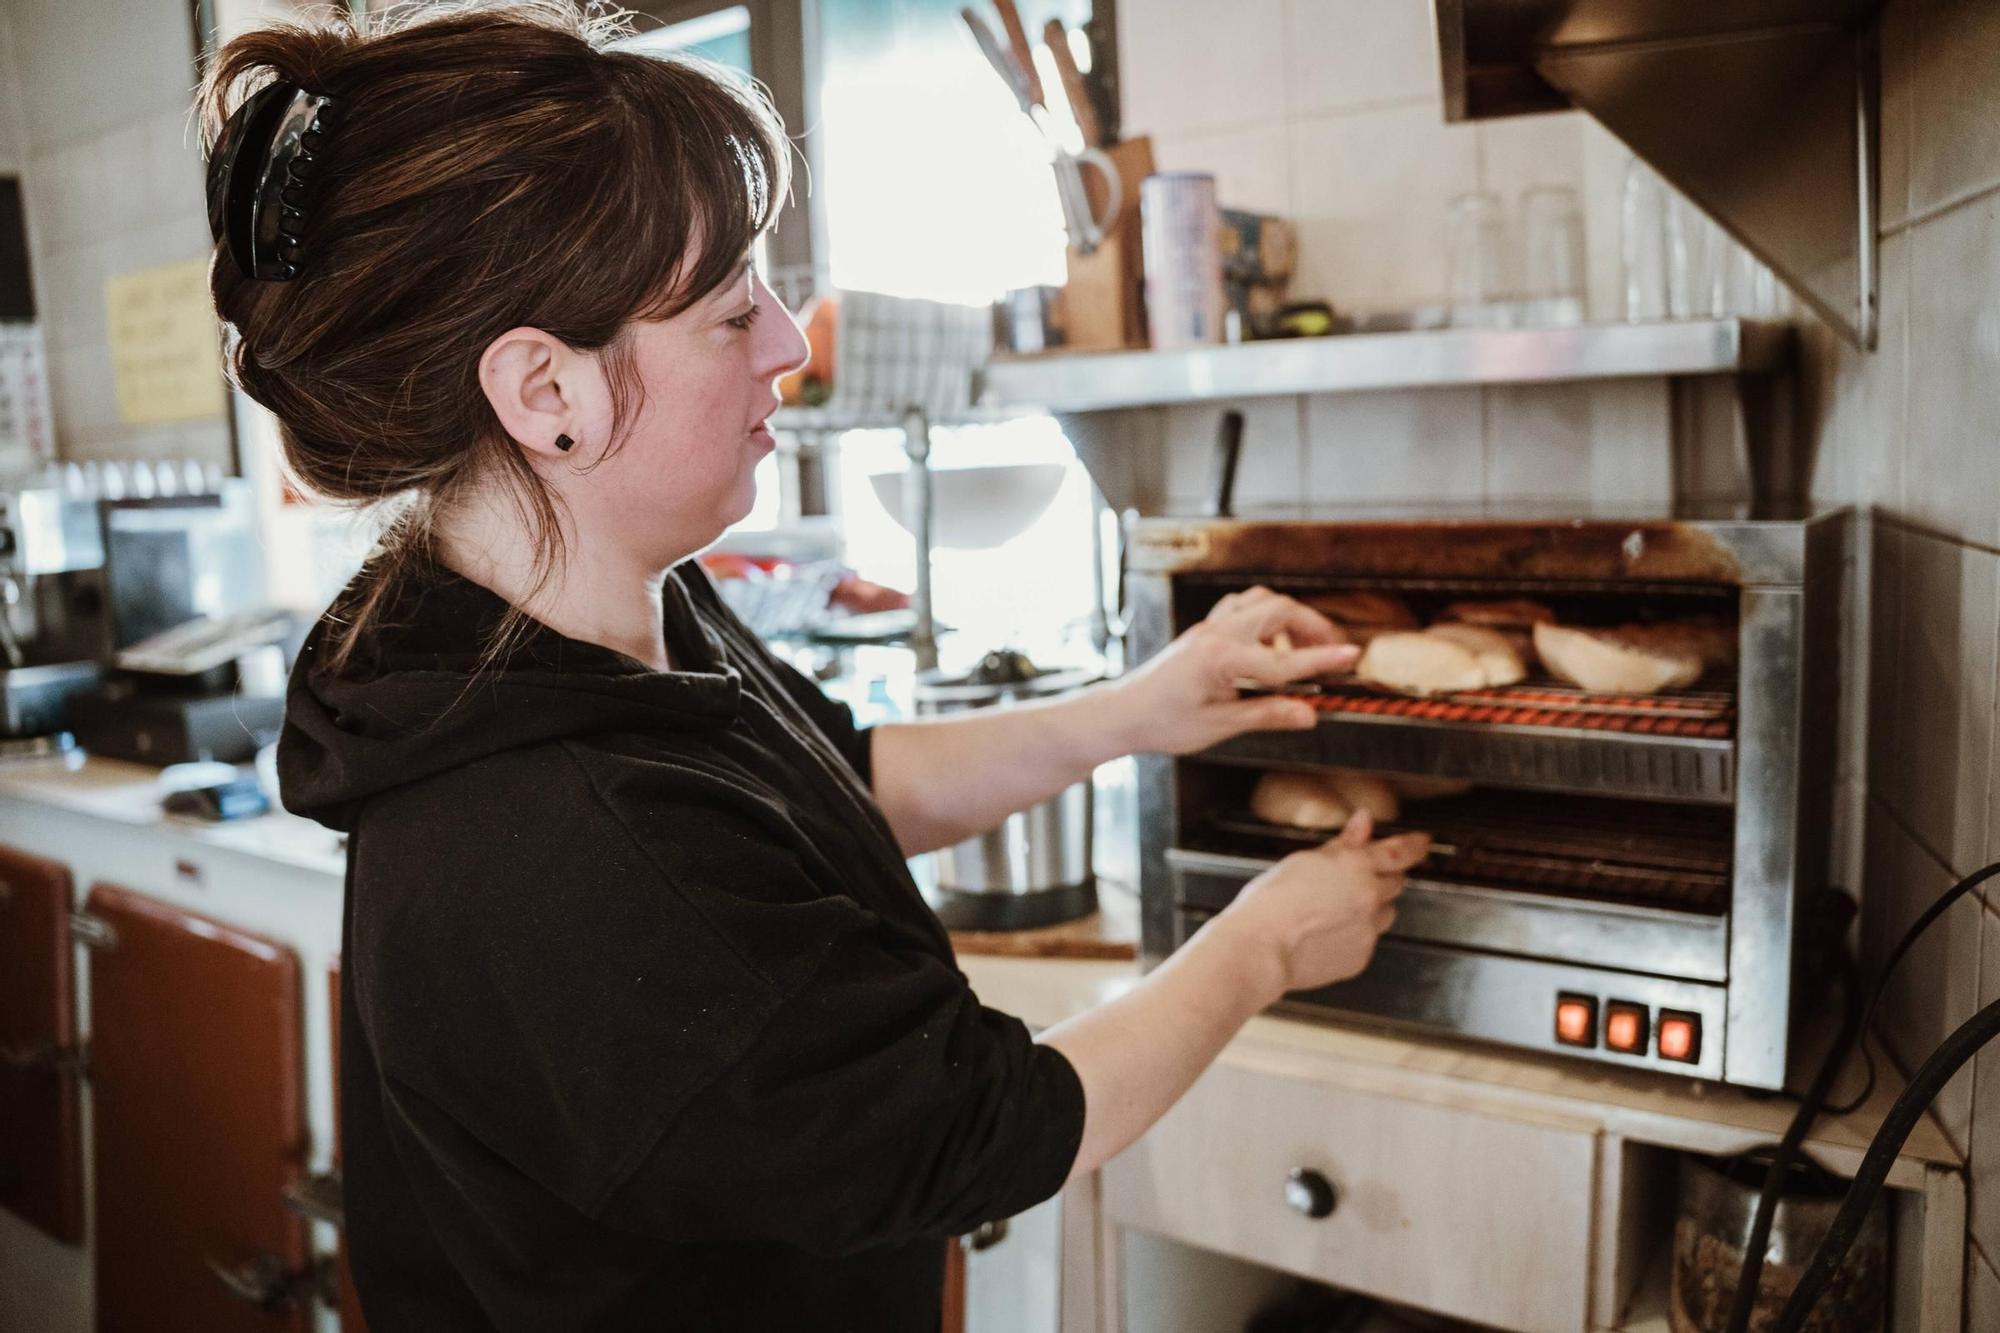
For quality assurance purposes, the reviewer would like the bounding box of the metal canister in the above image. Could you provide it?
[913,655,1101,931]
[1140,172,1224,349]
[1670,1152,1886,1333]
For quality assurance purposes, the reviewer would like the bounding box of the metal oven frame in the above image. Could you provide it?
[1126,511,1850,1089]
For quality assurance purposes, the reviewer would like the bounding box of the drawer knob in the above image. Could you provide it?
[1284,1167,1338,1220]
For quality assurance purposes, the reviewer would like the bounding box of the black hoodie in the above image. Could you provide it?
[281,560,1085,1332]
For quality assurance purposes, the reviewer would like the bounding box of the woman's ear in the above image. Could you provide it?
[479,327,594,461]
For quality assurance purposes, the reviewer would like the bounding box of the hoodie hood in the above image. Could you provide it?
[278,561,742,832]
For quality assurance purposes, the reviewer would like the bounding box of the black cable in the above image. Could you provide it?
[1724,859,2000,1333]
[1775,993,2000,1332]
[1720,935,1865,1333]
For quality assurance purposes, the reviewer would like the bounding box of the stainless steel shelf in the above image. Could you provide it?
[978,318,1792,413]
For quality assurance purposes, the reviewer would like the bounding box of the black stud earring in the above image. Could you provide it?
[554,434,574,453]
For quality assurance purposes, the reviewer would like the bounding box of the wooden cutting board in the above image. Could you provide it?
[948,882,1138,961]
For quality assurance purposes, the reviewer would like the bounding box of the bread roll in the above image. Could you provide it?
[1425,623,1528,687]
[1308,591,1418,630]
[1249,770,1353,830]
[1326,770,1400,823]
[1623,619,1738,669]
[1533,622,1704,695]
[1386,773,1475,801]
[1441,598,1556,628]
[1357,631,1489,696]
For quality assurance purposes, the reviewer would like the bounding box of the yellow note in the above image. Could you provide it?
[105,258,226,425]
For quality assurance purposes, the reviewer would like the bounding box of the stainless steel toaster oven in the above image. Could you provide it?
[1125,509,1850,1089]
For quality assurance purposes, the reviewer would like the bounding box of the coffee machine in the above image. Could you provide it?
[64,480,287,765]
[0,483,109,739]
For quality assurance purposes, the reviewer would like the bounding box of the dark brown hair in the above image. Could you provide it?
[198,0,787,672]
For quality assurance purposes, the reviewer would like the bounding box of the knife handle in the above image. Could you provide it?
[992,0,1045,109]
[1044,19,1103,148]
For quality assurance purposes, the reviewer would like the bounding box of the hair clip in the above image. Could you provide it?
[206,83,340,282]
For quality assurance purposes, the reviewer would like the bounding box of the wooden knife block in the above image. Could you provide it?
[1062,135,1154,352]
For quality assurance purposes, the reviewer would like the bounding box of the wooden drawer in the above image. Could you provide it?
[1101,1061,1598,1333]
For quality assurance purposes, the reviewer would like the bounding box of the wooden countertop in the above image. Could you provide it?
[947,882,1139,960]
[960,953,1963,1189]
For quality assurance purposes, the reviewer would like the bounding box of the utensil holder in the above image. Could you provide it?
[1062,135,1154,351]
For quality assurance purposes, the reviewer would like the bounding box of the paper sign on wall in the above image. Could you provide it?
[104,257,226,425]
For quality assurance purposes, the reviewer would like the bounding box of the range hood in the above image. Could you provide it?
[1436,2,1879,348]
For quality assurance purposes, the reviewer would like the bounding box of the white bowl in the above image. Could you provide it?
[867,462,1068,550]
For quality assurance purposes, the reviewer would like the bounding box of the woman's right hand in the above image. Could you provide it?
[1205,813,1431,1002]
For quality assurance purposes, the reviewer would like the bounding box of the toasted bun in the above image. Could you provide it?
[1249,770,1353,829]
[1533,622,1704,695]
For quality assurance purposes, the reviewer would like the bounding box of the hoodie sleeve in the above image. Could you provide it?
[594,895,1086,1254]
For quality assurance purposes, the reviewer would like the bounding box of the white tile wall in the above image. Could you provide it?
[1910,0,2000,219]
[1158,396,1304,514]
[1886,531,1998,879]
[1475,112,1587,198]
[7,0,221,468]
[1300,387,1483,505]
[1284,0,1439,118]
[1878,0,1916,233]
[1288,101,1479,317]
[1118,0,1289,139]
[1866,524,1908,827]
[1865,807,1984,1154]
[1970,905,2000,1272]
[1971,1244,2000,1333]
[1905,190,2000,550]
[9,0,196,153]
[0,8,26,174]
[1149,125,1294,218]
[1810,230,1908,510]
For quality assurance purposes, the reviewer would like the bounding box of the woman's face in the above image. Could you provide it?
[572,262,809,567]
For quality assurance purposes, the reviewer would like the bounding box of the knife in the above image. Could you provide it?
[960,7,1035,116]
[1043,19,1103,148]
[960,6,1105,252]
[992,0,1046,110]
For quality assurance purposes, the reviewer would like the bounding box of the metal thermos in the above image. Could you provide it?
[913,655,1100,931]
[1670,1152,1886,1333]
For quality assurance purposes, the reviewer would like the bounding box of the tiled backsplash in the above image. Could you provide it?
[2,0,229,470]
[1120,0,2000,1290]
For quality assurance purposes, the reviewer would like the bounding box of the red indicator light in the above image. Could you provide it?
[1658,1012,1701,1063]
[1604,1002,1649,1054]
[1555,994,1597,1048]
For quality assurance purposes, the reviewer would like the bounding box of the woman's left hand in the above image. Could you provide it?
[1102,586,1356,757]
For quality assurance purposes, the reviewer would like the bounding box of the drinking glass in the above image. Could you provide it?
[1520,185,1585,326]
[1621,160,1669,321]
[1447,190,1512,329]
[1667,191,1725,319]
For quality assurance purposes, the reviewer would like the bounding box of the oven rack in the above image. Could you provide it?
[1199,800,1733,915]
[1208,683,1736,803]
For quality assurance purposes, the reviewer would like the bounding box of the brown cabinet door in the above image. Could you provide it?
[85,884,310,1333]
[0,845,84,1244]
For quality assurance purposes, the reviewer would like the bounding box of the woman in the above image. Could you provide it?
[204,5,1427,1329]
